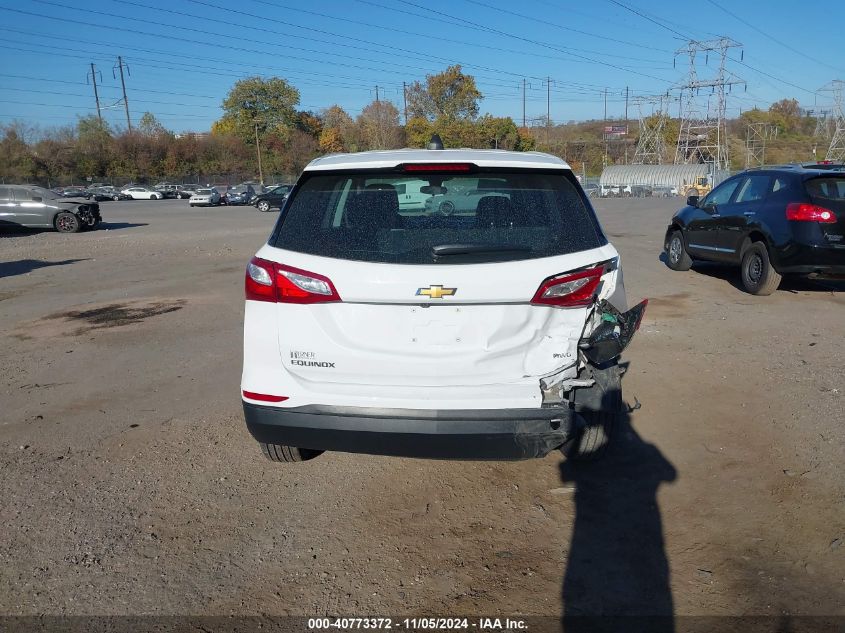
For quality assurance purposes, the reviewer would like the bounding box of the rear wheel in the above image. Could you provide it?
[54,212,81,233]
[666,230,692,271]
[257,200,270,212]
[567,409,620,460]
[741,242,781,295]
[260,443,323,463]
[685,188,699,197]
[439,200,455,215]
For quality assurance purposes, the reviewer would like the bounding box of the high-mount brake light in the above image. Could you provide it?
[245,257,341,304]
[531,265,605,308]
[402,163,473,173]
[786,202,837,223]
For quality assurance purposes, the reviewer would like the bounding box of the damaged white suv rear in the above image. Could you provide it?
[241,145,647,462]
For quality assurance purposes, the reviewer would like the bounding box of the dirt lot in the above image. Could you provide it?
[1,198,843,624]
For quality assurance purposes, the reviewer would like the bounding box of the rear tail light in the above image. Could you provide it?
[531,265,605,308]
[245,257,341,304]
[786,202,837,223]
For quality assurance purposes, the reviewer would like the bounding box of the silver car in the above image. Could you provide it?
[0,185,101,232]
[189,188,220,207]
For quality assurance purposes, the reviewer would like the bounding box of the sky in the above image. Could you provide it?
[1,0,844,134]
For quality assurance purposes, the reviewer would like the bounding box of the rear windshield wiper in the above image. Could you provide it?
[431,243,532,257]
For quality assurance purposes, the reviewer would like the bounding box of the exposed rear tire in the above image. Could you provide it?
[567,409,620,460]
[685,188,698,197]
[741,242,781,295]
[54,212,81,233]
[666,230,692,271]
[260,443,323,463]
[564,364,622,461]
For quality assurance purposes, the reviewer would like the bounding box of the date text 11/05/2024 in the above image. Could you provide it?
[307,618,528,630]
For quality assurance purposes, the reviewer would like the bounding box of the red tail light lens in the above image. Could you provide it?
[786,202,837,223]
[242,390,289,403]
[245,257,341,304]
[531,265,605,308]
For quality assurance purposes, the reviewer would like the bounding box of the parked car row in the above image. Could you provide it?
[599,184,679,198]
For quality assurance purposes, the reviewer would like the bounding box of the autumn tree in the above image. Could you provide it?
[216,76,300,143]
[357,101,403,150]
[0,123,36,183]
[769,98,801,134]
[320,105,355,152]
[406,65,482,121]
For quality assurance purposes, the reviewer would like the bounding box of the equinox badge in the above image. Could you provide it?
[416,285,457,299]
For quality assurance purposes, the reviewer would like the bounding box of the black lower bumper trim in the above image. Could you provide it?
[243,402,576,460]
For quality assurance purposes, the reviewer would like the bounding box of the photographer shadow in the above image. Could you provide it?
[560,386,677,633]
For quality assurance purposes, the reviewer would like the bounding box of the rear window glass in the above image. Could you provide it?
[272,170,606,264]
[805,177,845,200]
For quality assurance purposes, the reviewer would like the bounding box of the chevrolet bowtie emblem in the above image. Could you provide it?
[416,285,457,299]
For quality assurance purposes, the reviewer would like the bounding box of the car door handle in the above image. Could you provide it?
[743,211,755,216]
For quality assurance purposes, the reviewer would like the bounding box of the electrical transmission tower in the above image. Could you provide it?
[673,38,745,171]
[819,80,845,161]
[744,122,777,168]
[810,109,833,141]
[632,94,669,164]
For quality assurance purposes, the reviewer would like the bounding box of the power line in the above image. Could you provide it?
[704,0,845,74]
[459,0,672,56]
[604,0,687,40]
[388,0,674,82]
[248,0,668,67]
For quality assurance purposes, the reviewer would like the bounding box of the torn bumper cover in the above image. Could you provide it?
[243,402,576,460]
[579,299,648,366]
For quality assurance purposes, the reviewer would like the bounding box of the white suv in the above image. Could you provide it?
[241,144,647,462]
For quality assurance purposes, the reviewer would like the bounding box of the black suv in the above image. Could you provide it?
[664,165,845,295]
[252,184,292,212]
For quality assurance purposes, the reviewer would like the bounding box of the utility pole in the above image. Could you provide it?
[544,77,555,148]
[624,86,629,123]
[522,78,526,128]
[254,122,263,185]
[402,81,407,124]
[374,85,380,103]
[603,88,608,166]
[87,63,102,123]
[113,56,132,132]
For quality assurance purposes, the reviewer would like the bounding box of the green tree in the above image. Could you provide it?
[138,112,170,137]
[406,65,482,121]
[217,76,300,143]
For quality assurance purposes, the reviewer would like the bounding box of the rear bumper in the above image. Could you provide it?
[773,242,845,274]
[243,401,576,460]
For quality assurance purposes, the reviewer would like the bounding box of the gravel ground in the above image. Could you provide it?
[0,197,843,621]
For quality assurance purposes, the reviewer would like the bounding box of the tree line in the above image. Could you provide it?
[0,63,820,187]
